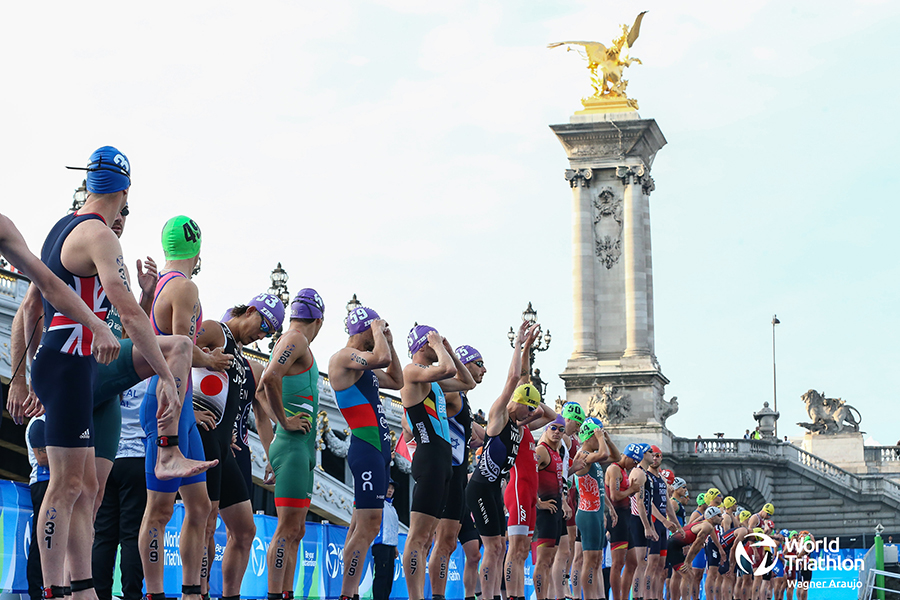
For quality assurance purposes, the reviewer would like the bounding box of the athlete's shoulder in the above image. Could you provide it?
[278,328,310,351]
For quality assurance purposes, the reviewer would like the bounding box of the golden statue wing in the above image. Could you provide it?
[547,41,608,63]
[626,11,648,49]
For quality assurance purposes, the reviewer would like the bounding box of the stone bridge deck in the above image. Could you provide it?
[668,438,900,538]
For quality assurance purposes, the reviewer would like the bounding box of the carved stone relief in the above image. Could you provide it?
[592,187,623,269]
[586,383,631,425]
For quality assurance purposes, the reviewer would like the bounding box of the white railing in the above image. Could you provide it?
[860,568,900,600]
[866,446,900,464]
[672,437,780,456]
[796,448,855,487]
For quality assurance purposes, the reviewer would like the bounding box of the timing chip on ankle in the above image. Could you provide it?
[157,435,179,447]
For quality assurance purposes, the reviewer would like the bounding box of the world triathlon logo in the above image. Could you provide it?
[249,537,267,577]
[735,532,778,576]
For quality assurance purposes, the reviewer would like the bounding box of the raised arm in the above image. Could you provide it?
[403,330,458,385]
[603,429,622,463]
[437,337,475,393]
[329,320,395,391]
[484,321,529,436]
[375,324,404,390]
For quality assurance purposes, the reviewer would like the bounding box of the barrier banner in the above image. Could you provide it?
[1,479,536,600]
[0,481,31,593]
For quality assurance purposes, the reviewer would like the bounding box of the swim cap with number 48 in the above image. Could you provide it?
[161,215,201,260]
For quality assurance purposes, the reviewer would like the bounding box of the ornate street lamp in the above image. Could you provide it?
[345,293,363,333]
[508,302,552,393]
[71,180,88,212]
[268,263,290,307]
[267,263,290,349]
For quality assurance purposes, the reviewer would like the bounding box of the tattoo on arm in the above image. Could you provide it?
[116,256,131,292]
[350,352,368,366]
[189,303,199,339]
[277,344,295,365]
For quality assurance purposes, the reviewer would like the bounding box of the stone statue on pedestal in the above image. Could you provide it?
[797,389,862,434]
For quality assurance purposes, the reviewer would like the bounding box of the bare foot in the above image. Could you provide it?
[155,446,218,480]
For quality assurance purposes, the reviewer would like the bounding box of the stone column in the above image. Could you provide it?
[617,165,650,357]
[566,168,597,358]
[551,113,674,448]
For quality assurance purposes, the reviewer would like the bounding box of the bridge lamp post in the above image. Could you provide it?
[345,293,362,333]
[70,179,88,212]
[508,302,552,393]
[772,315,780,438]
[267,263,290,350]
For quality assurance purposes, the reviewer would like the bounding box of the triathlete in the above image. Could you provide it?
[622,444,656,600]
[746,502,775,530]
[329,306,403,600]
[668,506,726,599]
[555,403,587,600]
[428,344,486,600]
[643,446,679,600]
[533,416,568,600]
[572,418,617,600]
[605,443,647,600]
[401,324,475,600]
[502,333,557,600]
[464,322,540,600]
[194,294,284,600]
[667,477,689,600]
[260,288,325,600]
[139,215,221,600]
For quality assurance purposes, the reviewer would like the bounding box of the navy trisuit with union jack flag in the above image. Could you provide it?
[32,212,108,448]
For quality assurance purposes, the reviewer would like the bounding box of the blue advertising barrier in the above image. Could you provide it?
[0,479,534,599]
[4,478,864,599]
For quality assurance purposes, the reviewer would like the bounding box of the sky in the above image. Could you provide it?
[2,0,898,446]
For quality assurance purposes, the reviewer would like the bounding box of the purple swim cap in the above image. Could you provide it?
[221,309,233,322]
[454,345,482,365]
[291,288,325,320]
[552,415,566,427]
[407,324,437,357]
[347,306,380,336]
[248,293,286,331]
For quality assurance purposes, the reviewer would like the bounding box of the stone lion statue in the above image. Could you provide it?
[797,389,862,434]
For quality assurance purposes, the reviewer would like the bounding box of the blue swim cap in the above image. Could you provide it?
[70,146,131,194]
[624,443,646,461]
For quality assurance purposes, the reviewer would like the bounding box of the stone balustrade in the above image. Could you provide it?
[865,446,900,465]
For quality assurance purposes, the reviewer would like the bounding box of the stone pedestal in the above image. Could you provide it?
[552,111,676,441]
[802,432,867,473]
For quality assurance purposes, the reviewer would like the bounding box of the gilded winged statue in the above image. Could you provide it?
[548,11,647,100]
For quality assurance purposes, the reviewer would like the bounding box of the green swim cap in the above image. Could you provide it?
[697,493,707,507]
[161,216,201,260]
[562,402,586,424]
